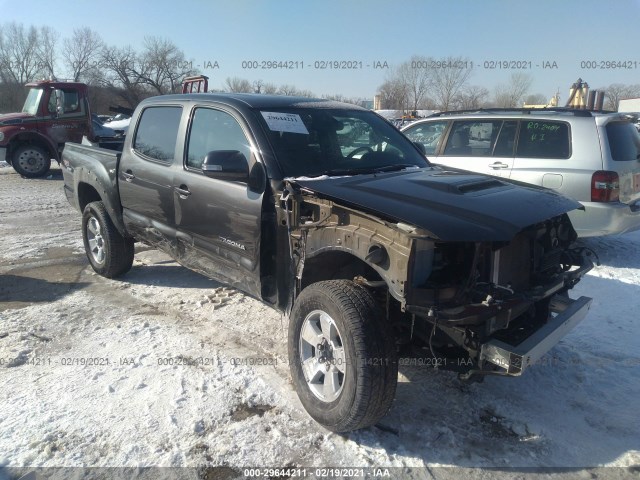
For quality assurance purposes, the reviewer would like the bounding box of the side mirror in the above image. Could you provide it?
[48,89,64,116]
[202,150,249,183]
[414,141,426,155]
[55,89,64,115]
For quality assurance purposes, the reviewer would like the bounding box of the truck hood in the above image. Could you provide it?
[0,112,35,125]
[293,168,582,242]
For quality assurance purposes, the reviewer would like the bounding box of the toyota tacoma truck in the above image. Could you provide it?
[61,92,594,432]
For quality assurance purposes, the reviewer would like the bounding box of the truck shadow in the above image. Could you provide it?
[0,273,90,311]
[346,273,640,469]
[123,263,223,290]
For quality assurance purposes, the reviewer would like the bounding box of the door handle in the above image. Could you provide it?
[122,170,135,181]
[175,185,191,198]
[489,162,509,169]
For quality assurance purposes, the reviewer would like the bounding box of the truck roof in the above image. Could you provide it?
[140,93,368,111]
[25,80,87,89]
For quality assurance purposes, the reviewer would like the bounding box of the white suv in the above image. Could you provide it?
[402,108,640,237]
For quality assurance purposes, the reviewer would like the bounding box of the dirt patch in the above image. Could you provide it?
[230,403,274,422]
[479,408,519,439]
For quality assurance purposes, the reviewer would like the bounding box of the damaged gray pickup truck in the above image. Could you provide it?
[62,93,594,432]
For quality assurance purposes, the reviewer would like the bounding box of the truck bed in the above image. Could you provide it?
[61,142,126,236]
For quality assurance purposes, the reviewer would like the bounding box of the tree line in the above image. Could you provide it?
[377,55,640,112]
[0,22,198,112]
[1,22,638,114]
[0,21,370,113]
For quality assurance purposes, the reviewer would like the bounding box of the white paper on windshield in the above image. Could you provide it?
[261,112,309,134]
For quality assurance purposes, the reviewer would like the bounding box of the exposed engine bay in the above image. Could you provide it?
[283,181,595,379]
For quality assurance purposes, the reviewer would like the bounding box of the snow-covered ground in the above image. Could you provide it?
[0,164,638,478]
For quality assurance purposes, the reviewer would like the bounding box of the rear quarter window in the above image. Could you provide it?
[606,122,640,161]
[133,106,182,162]
[516,120,570,159]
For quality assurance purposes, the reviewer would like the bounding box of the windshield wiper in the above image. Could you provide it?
[370,164,421,173]
[302,168,365,178]
[310,164,421,178]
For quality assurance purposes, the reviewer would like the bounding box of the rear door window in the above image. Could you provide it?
[516,120,570,159]
[133,106,182,162]
[606,121,640,161]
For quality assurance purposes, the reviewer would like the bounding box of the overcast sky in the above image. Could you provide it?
[2,0,639,100]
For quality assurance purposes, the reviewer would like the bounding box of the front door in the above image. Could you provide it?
[173,106,264,297]
[40,88,89,146]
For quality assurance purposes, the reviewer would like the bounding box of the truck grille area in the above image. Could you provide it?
[407,214,577,329]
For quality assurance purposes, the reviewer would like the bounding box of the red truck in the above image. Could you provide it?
[0,80,123,178]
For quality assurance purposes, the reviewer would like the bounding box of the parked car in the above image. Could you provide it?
[62,93,593,432]
[84,119,127,151]
[402,108,640,237]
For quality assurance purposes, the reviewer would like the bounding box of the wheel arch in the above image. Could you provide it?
[77,182,103,212]
[6,132,58,164]
[74,168,128,238]
[301,249,384,290]
[295,243,408,313]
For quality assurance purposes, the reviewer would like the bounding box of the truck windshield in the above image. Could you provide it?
[257,107,430,177]
[21,88,43,116]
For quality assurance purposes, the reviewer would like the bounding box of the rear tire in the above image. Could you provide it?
[11,145,51,178]
[288,280,397,432]
[82,201,134,278]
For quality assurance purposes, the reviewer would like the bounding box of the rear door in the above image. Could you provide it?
[172,105,264,297]
[510,119,573,191]
[119,105,182,250]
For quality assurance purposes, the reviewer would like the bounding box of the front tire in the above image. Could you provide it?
[82,201,134,278]
[12,145,51,178]
[288,280,397,432]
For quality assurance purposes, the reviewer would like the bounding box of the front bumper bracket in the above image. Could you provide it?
[479,294,592,375]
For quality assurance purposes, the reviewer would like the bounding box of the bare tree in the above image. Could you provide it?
[400,56,433,111]
[601,83,640,111]
[277,84,298,96]
[36,26,58,79]
[99,45,148,107]
[225,76,252,93]
[524,93,549,105]
[262,82,278,95]
[375,57,431,111]
[493,73,533,107]
[136,37,196,94]
[0,22,42,83]
[377,77,409,110]
[296,89,315,98]
[452,85,489,110]
[63,27,103,82]
[430,56,473,111]
[252,79,264,94]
